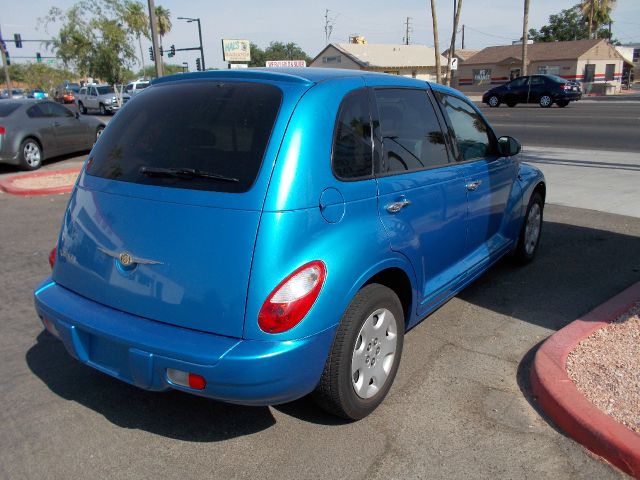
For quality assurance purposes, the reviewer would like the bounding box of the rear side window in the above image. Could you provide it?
[332,89,373,180]
[374,88,449,174]
[0,103,21,117]
[87,81,282,193]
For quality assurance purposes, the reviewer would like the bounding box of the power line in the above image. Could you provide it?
[463,25,517,41]
[325,9,335,45]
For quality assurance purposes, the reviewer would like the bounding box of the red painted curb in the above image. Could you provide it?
[0,167,81,196]
[531,281,640,478]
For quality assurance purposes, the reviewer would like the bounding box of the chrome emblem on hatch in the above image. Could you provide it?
[98,247,163,266]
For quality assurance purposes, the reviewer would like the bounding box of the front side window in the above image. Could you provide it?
[374,89,449,174]
[437,93,494,161]
[332,89,373,180]
[87,81,282,193]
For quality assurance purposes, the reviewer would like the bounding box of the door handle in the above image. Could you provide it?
[466,180,482,191]
[386,198,411,214]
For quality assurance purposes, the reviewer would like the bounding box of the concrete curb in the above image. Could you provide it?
[0,168,80,196]
[530,281,640,478]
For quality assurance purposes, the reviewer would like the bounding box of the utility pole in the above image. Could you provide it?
[522,0,530,76]
[147,0,163,77]
[404,17,412,45]
[0,26,13,98]
[461,24,465,49]
[430,0,442,84]
[446,0,462,87]
[178,17,205,70]
[324,9,334,45]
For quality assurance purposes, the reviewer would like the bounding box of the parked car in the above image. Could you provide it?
[0,99,105,170]
[124,79,151,96]
[54,83,81,104]
[482,74,582,108]
[27,89,49,99]
[0,88,26,99]
[34,69,545,419]
[76,84,131,115]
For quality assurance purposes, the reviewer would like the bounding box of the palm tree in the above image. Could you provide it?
[445,0,463,87]
[429,0,441,84]
[522,0,530,76]
[124,1,149,74]
[154,5,172,50]
[580,0,617,38]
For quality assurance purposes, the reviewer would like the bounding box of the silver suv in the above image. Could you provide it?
[76,84,131,115]
[124,79,151,96]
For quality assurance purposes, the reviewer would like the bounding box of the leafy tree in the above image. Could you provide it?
[248,42,311,67]
[138,62,186,78]
[154,5,172,49]
[40,0,137,84]
[123,1,149,72]
[8,63,76,92]
[580,0,616,38]
[529,4,613,42]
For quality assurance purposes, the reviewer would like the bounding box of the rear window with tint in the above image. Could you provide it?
[86,81,282,193]
[0,103,21,117]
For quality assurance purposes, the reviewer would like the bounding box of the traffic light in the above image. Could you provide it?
[159,45,164,56]
[149,46,154,61]
[5,51,9,66]
[195,57,201,71]
[36,52,42,63]
[14,33,22,48]
[168,44,175,58]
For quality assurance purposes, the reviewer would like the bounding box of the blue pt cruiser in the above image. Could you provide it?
[34,68,545,419]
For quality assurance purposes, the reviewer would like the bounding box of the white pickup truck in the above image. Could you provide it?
[76,84,131,116]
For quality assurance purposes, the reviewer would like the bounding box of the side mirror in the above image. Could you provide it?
[498,136,521,157]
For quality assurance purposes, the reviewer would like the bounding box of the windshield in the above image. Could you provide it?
[68,85,80,92]
[86,81,283,193]
[137,82,150,89]
[96,86,114,95]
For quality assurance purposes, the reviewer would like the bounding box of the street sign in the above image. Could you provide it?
[450,57,458,70]
[229,63,248,69]
[221,39,250,62]
[266,60,307,68]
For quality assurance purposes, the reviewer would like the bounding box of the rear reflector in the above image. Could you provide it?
[41,316,59,338]
[166,368,206,390]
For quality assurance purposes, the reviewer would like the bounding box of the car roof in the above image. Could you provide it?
[154,67,434,88]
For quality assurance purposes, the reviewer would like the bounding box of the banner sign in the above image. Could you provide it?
[266,60,307,68]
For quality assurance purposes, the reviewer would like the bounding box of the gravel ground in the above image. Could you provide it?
[567,303,640,434]
[11,171,79,190]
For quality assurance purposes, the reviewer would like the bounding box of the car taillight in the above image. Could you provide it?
[48,246,57,269]
[0,126,5,135]
[562,84,571,90]
[258,261,326,334]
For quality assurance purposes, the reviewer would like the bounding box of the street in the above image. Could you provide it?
[479,98,640,152]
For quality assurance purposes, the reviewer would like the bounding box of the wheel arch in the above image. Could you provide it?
[363,266,414,328]
[20,135,44,157]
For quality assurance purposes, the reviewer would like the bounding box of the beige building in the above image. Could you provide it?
[456,39,627,93]
[310,43,447,82]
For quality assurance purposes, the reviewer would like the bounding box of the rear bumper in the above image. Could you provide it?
[33,278,335,406]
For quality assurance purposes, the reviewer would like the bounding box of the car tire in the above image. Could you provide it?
[506,102,516,108]
[79,102,87,114]
[539,95,553,108]
[313,283,404,420]
[514,192,544,264]
[19,138,43,171]
[557,100,569,108]
[488,95,500,107]
[99,104,107,116]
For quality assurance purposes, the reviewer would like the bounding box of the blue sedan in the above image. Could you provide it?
[34,68,545,419]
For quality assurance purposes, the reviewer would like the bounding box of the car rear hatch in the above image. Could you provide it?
[52,75,313,338]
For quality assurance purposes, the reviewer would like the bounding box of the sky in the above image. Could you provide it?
[2,0,639,73]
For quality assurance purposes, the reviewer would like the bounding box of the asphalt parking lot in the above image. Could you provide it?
[1,99,639,479]
[2,193,638,479]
